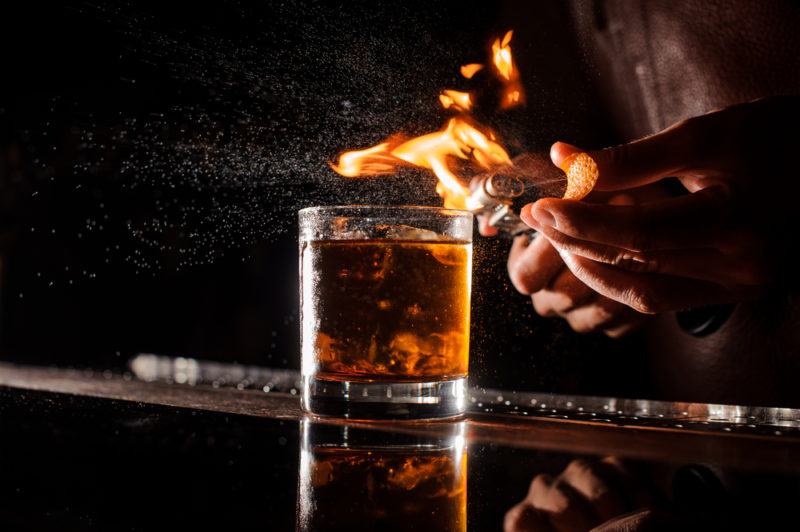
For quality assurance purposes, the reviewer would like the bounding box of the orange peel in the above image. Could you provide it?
[560,152,599,200]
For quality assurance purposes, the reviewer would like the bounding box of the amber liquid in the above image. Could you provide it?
[298,447,467,531]
[301,239,471,383]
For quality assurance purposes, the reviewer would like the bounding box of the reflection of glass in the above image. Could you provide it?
[299,206,473,419]
[297,418,467,531]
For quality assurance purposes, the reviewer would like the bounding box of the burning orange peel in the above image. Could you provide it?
[560,152,599,200]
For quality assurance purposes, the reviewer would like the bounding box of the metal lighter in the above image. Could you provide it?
[467,152,568,237]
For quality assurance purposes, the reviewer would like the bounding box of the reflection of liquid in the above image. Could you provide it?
[297,419,467,531]
[301,239,471,382]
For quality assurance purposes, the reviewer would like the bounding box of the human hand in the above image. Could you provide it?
[521,96,799,314]
[474,159,651,336]
[504,457,656,532]
[506,229,648,337]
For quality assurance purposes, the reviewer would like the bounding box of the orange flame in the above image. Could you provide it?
[438,90,472,112]
[329,117,510,210]
[459,63,483,79]
[492,30,515,80]
[329,142,397,177]
[331,30,522,209]
[491,30,524,109]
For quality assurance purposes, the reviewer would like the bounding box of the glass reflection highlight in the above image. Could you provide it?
[297,418,467,531]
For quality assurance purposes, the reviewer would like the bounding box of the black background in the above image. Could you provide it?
[0,0,645,396]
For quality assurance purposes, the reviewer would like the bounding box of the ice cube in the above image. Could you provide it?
[374,224,441,240]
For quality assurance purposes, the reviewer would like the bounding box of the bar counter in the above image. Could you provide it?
[2,360,799,530]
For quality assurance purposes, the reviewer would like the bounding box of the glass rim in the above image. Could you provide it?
[298,204,472,218]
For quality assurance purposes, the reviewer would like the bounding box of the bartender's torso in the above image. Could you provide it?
[570,0,800,406]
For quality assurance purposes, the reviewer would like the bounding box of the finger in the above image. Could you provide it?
[528,474,597,532]
[558,251,760,314]
[469,173,501,237]
[550,112,709,191]
[522,186,735,251]
[602,320,645,339]
[562,298,639,335]
[592,300,648,337]
[531,269,596,317]
[508,234,563,295]
[504,502,553,532]
[538,224,769,287]
[478,214,500,237]
[561,459,628,524]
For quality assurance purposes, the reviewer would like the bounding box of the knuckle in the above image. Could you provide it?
[503,503,529,532]
[593,245,623,266]
[604,323,634,338]
[529,474,551,497]
[507,259,533,295]
[548,285,584,312]
[566,313,601,334]
[594,303,618,323]
[612,251,658,273]
[559,293,580,312]
[509,267,536,295]
[569,318,597,334]
[604,328,626,339]
[531,294,550,317]
[531,295,552,317]
[566,303,619,334]
[565,458,593,477]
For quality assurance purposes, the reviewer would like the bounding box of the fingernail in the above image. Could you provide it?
[550,141,582,170]
[532,205,556,228]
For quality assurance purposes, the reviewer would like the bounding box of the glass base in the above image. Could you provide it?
[302,376,467,420]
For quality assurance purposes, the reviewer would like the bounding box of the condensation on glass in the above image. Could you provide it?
[299,206,473,419]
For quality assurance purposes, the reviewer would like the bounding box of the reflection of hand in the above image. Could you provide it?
[521,97,799,314]
[504,457,654,532]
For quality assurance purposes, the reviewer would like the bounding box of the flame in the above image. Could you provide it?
[329,142,398,177]
[491,30,524,109]
[330,117,510,210]
[439,90,472,112]
[492,30,515,80]
[459,63,483,79]
[331,30,522,209]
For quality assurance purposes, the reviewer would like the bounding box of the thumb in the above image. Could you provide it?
[551,117,704,191]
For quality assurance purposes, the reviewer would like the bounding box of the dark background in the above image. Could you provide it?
[0,0,646,396]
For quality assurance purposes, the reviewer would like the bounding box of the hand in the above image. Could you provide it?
[506,231,648,337]
[504,457,655,532]
[521,96,799,314]
[479,163,662,337]
[480,191,648,336]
